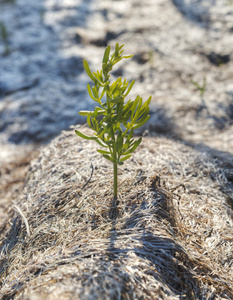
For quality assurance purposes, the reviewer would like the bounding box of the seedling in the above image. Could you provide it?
[191,77,206,98]
[191,77,209,118]
[75,43,151,201]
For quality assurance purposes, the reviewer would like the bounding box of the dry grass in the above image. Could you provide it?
[0,147,39,236]
[0,126,233,299]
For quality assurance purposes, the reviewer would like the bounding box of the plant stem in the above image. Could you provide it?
[111,124,117,200]
[113,162,118,200]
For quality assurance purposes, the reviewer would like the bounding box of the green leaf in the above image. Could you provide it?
[111,115,118,124]
[75,130,97,140]
[119,44,124,50]
[107,126,115,140]
[102,114,113,124]
[130,95,140,118]
[133,115,150,129]
[103,154,115,163]
[110,80,119,94]
[123,55,133,59]
[104,140,113,146]
[108,95,124,104]
[93,71,103,83]
[92,85,99,99]
[139,96,152,112]
[97,149,111,155]
[87,83,98,101]
[87,112,94,129]
[124,128,134,141]
[95,138,108,148]
[110,78,122,94]
[123,137,142,155]
[79,110,90,116]
[93,107,99,118]
[124,80,135,97]
[99,122,112,137]
[137,106,150,121]
[97,127,104,136]
[118,50,124,58]
[147,95,152,105]
[134,97,143,119]
[122,100,133,115]
[115,42,119,57]
[103,45,111,64]
[113,57,123,65]
[94,108,106,115]
[116,101,123,118]
[83,60,96,82]
[132,97,151,122]
[99,86,106,101]
[119,110,131,123]
[135,106,150,122]
[120,154,131,162]
[116,130,123,153]
[120,85,128,95]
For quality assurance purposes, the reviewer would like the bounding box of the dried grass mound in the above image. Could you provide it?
[0,126,233,299]
[0,147,39,234]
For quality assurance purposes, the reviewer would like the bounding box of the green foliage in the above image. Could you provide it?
[76,43,151,199]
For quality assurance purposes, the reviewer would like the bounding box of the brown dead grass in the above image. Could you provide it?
[0,147,39,236]
[0,126,233,299]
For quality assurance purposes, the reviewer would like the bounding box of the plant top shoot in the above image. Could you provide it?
[75,43,151,201]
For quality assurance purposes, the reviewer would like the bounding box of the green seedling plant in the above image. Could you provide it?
[191,77,206,98]
[75,43,151,201]
[191,77,209,118]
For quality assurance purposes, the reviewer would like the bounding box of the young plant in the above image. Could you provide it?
[191,77,206,98]
[191,77,209,118]
[75,43,151,201]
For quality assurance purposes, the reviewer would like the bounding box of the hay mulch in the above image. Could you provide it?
[0,126,233,299]
[0,147,39,238]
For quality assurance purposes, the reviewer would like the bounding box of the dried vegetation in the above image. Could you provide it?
[0,147,39,235]
[0,126,232,299]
